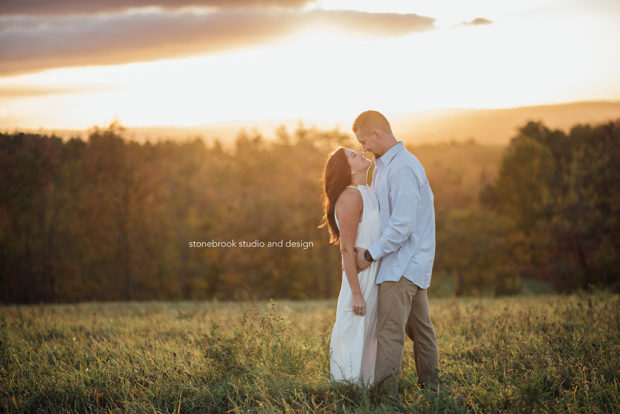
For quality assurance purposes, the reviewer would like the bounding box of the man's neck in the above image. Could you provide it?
[377,137,398,158]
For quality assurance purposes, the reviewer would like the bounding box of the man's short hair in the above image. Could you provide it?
[352,110,392,135]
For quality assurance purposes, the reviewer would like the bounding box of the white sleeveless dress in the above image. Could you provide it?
[330,184,382,386]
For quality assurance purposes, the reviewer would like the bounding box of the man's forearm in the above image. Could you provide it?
[367,222,414,261]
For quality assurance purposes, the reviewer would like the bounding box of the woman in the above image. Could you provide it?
[319,147,382,386]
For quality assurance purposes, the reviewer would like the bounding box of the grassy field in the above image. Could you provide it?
[1,293,618,413]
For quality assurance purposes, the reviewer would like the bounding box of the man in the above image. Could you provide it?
[353,110,439,398]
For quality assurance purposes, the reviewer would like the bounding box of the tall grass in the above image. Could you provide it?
[1,293,618,413]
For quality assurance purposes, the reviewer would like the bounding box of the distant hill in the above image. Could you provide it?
[12,101,620,145]
[391,101,620,145]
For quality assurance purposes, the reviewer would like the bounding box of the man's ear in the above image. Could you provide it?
[371,128,380,142]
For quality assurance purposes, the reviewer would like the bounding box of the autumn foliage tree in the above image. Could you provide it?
[481,120,620,292]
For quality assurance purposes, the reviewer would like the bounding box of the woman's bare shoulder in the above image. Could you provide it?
[336,187,362,207]
[335,188,363,221]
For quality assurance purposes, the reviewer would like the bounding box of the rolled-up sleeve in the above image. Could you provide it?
[367,166,419,260]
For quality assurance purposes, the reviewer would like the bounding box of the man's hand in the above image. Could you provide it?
[355,247,372,273]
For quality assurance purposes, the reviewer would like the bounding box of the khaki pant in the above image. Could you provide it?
[374,276,439,395]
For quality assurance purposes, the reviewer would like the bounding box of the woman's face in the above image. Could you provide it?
[344,148,371,174]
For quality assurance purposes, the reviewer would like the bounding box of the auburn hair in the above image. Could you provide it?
[318,147,352,245]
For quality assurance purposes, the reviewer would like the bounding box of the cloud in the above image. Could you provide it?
[461,17,492,26]
[0,0,314,16]
[0,85,114,98]
[0,9,435,76]
[306,9,434,36]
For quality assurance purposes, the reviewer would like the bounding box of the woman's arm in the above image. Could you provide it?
[335,189,366,316]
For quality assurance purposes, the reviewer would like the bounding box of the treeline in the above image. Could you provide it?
[0,120,618,303]
[0,124,353,303]
[437,119,620,295]
[480,120,619,292]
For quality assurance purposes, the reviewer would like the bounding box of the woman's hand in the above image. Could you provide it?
[351,292,366,316]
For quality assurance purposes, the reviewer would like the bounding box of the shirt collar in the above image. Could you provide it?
[375,141,404,168]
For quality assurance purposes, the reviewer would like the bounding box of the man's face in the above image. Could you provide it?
[355,129,378,157]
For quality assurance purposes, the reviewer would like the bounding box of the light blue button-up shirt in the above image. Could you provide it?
[367,141,436,288]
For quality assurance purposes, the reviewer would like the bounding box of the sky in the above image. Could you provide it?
[1,0,619,129]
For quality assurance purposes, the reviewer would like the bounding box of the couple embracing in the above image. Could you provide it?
[320,110,439,399]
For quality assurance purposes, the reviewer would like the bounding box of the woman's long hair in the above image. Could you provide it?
[318,147,351,245]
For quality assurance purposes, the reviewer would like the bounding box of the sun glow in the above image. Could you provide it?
[0,0,618,130]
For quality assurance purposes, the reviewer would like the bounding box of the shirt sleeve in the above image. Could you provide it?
[367,165,419,261]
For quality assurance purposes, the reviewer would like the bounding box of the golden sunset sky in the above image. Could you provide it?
[1,0,619,129]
